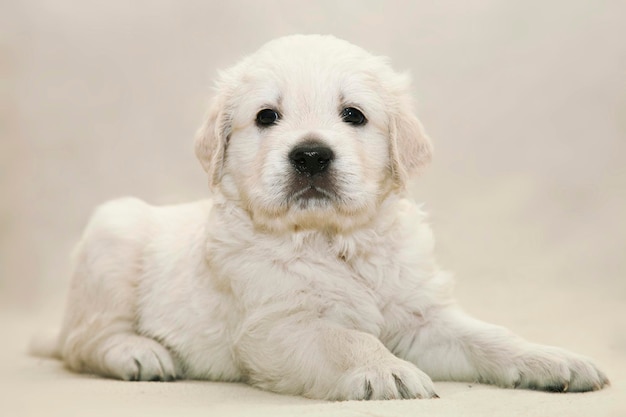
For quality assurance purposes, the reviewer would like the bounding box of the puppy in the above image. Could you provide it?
[32,35,608,400]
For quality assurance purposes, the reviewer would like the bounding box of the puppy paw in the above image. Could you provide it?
[333,358,437,400]
[497,345,609,392]
[101,334,176,381]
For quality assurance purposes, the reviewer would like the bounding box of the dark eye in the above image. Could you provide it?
[256,108,280,127]
[341,107,367,126]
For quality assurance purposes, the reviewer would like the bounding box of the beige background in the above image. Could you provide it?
[1,1,625,416]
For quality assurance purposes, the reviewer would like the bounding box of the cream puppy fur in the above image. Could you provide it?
[33,35,608,400]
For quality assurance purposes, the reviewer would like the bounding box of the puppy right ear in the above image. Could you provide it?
[194,91,230,190]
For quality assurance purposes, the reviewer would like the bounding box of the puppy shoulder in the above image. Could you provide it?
[389,197,435,258]
[380,197,430,236]
[394,197,428,222]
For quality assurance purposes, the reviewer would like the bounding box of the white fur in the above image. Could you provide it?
[32,35,608,400]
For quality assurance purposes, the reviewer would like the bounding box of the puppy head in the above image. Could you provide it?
[195,35,432,233]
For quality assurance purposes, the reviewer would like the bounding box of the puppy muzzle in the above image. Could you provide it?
[288,141,337,202]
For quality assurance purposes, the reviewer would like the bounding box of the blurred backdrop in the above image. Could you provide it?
[0,1,625,351]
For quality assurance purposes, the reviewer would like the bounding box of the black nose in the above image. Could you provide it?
[289,144,335,176]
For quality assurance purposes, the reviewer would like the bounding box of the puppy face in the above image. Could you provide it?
[196,35,432,232]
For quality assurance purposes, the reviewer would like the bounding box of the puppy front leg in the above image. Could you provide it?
[235,316,438,400]
[390,307,609,392]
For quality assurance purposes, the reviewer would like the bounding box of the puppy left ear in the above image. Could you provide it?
[389,96,433,187]
[195,91,231,191]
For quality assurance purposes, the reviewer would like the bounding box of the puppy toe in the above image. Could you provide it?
[335,358,436,400]
[510,346,608,393]
[102,334,176,381]
[566,355,609,392]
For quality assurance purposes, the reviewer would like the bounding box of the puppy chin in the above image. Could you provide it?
[250,197,377,234]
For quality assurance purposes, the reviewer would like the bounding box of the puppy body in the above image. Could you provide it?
[40,35,608,400]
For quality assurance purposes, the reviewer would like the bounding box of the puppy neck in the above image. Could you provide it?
[210,190,416,261]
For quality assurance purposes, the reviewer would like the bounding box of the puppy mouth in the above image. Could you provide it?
[288,174,338,206]
[291,184,335,201]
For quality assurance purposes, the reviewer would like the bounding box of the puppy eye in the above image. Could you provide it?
[341,107,367,126]
[256,109,280,127]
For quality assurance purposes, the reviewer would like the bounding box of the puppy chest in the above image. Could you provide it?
[225,244,400,336]
[135,261,242,380]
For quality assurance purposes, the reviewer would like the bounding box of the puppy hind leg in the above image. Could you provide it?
[59,269,177,381]
[58,219,176,381]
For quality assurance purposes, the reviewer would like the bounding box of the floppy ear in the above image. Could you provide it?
[389,96,433,188]
[194,91,231,191]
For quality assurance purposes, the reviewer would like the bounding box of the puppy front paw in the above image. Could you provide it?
[332,358,438,400]
[496,345,609,392]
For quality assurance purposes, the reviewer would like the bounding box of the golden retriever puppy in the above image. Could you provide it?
[32,35,608,400]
